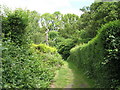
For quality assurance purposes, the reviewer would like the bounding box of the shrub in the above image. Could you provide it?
[57,39,76,60]
[2,41,52,88]
[32,43,64,68]
[48,31,59,40]
[100,20,120,88]
[2,40,63,88]
[68,20,120,88]
[32,43,57,53]
[2,9,29,45]
[2,8,63,88]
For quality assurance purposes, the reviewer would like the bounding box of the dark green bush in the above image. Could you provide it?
[57,39,76,60]
[100,20,120,88]
[2,9,29,45]
[68,20,120,88]
[48,31,59,40]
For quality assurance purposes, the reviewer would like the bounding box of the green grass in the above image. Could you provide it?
[50,61,95,88]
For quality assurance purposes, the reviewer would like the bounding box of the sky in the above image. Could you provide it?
[1,0,94,16]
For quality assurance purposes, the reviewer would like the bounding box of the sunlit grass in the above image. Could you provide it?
[52,61,74,88]
[51,61,95,88]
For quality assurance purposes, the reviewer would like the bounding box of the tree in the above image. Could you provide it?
[40,13,54,45]
[59,13,80,39]
[26,10,41,44]
[78,2,120,40]
[39,12,63,45]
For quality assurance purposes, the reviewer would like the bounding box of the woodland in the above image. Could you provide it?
[1,1,120,88]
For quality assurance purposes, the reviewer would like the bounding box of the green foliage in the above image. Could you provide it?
[57,39,76,60]
[59,14,80,39]
[2,40,63,88]
[68,20,120,88]
[26,10,41,44]
[30,32,44,44]
[78,2,120,40]
[2,41,48,88]
[32,43,57,53]
[99,20,120,88]
[2,8,63,88]
[49,31,59,40]
[48,31,59,46]
[2,8,29,45]
[2,2,120,88]
[32,43,64,70]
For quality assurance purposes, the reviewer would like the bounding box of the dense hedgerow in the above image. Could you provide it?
[2,9,63,88]
[68,20,120,88]
[2,41,63,88]
[100,20,120,88]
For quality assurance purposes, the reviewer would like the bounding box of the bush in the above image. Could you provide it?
[2,40,63,88]
[48,31,59,40]
[57,39,76,60]
[32,43,57,53]
[2,9,29,45]
[32,43,64,68]
[2,8,63,88]
[2,41,52,88]
[68,20,120,88]
[100,20,120,88]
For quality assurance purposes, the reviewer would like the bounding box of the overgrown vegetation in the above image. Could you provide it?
[2,8,63,88]
[68,20,120,88]
[1,1,120,88]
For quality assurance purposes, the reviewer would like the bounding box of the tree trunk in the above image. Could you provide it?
[45,28,49,45]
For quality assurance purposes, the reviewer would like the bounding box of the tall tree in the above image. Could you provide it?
[40,12,63,45]
[59,13,80,39]
[26,10,41,44]
[78,2,120,40]
[40,13,54,45]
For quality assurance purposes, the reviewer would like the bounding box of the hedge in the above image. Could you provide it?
[2,9,63,88]
[68,20,120,88]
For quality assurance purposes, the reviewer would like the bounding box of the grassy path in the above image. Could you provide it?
[50,61,94,88]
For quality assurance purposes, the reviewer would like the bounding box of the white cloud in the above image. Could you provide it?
[1,0,85,15]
